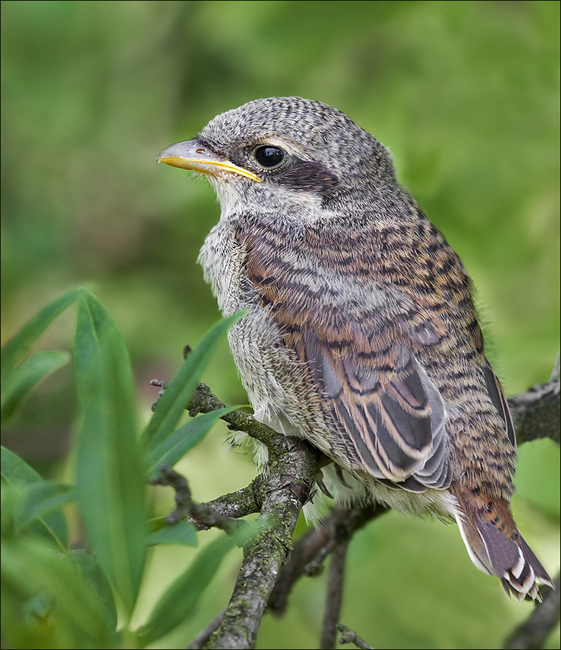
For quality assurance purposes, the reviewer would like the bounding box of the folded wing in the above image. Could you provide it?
[238,222,452,492]
[298,329,451,491]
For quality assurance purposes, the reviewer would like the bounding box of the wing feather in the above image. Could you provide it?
[483,364,516,448]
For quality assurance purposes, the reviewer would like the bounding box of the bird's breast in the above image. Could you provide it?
[198,219,249,316]
[198,216,336,453]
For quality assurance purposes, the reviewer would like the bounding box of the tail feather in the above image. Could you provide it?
[454,497,553,602]
[501,534,554,601]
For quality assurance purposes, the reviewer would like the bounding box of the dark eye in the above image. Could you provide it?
[253,145,285,168]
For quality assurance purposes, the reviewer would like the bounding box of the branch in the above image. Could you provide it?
[152,355,558,648]
[509,356,560,445]
[337,624,374,649]
[187,382,292,456]
[205,438,323,648]
[320,533,350,649]
[152,466,245,535]
[203,481,262,519]
[268,503,388,616]
[188,609,225,649]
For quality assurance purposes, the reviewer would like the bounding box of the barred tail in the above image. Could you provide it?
[454,494,553,601]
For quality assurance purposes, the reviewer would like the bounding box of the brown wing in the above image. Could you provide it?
[299,329,451,489]
[237,219,452,491]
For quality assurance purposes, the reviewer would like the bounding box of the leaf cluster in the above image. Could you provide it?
[1,289,245,648]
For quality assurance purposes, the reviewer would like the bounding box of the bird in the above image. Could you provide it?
[157,96,553,601]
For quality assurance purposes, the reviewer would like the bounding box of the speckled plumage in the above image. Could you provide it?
[158,97,552,600]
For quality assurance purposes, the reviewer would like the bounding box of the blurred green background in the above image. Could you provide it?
[1,1,559,648]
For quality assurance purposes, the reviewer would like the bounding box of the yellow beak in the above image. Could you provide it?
[157,140,262,182]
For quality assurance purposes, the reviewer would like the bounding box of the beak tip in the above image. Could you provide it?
[156,149,170,164]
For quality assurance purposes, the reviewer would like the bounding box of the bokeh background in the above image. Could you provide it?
[1,1,559,648]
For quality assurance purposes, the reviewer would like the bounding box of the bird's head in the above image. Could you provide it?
[158,97,400,219]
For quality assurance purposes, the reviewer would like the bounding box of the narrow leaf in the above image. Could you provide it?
[141,310,247,450]
[137,534,236,644]
[16,481,76,530]
[1,287,83,381]
[69,550,119,633]
[1,350,70,425]
[146,406,238,479]
[1,445,44,486]
[147,519,197,547]
[74,291,146,618]
[1,446,68,550]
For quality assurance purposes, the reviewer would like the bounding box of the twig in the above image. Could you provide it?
[269,504,387,616]
[152,466,244,536]
[188,609,225,649]
[187,382,292,455]
[320,536,350,649]
[336,624,374,649]
[203,479,263,519]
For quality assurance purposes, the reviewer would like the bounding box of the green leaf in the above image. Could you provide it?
[1,446,68,551]
[73,291,146,619]
[1,446,44,487]
[146,406,239,479]
[1,287,83,381]
[69,550,119,634]
[1,536,117,648]
[141,310,247,450]
[15,480,76,530]
[1,350,70,425]
[147,519,197,547]
[137,534,237,644]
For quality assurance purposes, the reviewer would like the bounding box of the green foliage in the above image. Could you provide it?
[1,288,81,382]
[142,310,247,465]
[147,517,197,548]
[74,291,147,618]
[2,534,117,649]
[1,290,246,648]
[1,288,82,425]
[1,351,70,426]
[14,480,76,533]
[2,447,69,552]
[138,534,236,645]
[145,406,239,481]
